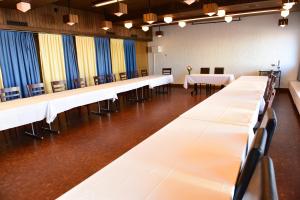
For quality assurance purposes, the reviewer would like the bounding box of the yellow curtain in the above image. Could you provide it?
[110,39,126,80]
[75,36,97,86]
[0,66,3,89]
[136,41,149,72]
[38,33,66,93]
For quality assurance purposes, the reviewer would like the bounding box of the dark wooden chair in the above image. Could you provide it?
[93,75,107,85]
[141,69,148,77]
[106,74,116,83]
[159,68,172,94]
[162,68,172,75]
[214,67,224,74]
[73,78,87,88]
[234,128,267,200]
[51,80,67,93]
[200,67,210,74]
[0,87,21,102]
[27,83,45,97]
[119,72,127,81]
[242,156,278,200]
[131,71,139,78]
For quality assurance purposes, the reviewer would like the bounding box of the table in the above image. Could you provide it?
[183,74,235,89]
[259,70,281,88]
[57,76,268,200]
[0,75,174,131]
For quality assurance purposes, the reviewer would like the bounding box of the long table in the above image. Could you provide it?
[0,75,174,131]
[183,74,235,89]
[57,76,268,200]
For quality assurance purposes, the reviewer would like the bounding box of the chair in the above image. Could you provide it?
[162,68,172,75]
[93,76,106,85]
[242,156,278,200]
[258,108,277,155]
[214,67,224,74]
[234,128,268,200]
[0,87,21,102]
[51,80,67,93]
[200,67,210,74]
[27,83,45,97]
[74,78,87,88]
[119,72,127,81]
[159,68,172,94]
[141,69,148,77]
[106,74,116,83]
[131,71,139,78]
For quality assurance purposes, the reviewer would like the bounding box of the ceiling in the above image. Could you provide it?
[0,0,298,25]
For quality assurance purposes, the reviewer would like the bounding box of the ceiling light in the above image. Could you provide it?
[217,9,226,17]
[203,3,218,16]
[281,9,289,17]
[113,2,127,17]
[94,0,123,7]
[156,26,164,37]
[282,0,297,10]
[124,21,133,29]
[63,14,79,26]
[278,18,288,27]
[143,13,158,24]
[183,0,195,5]
[100,20,112,31]
[142,25,149,32]
[16,1,31,12]
[225,15,233,23]
[178,21,186,28]
[164,15,173,23]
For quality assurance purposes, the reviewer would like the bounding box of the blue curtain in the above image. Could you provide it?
[62,35,79,89]
[0,30,41,97]
[124,40,137,79]
[94,37,112,76]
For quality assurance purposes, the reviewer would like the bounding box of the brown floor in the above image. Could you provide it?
[0,88,299,200]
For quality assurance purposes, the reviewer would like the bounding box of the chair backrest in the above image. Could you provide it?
[106,74,116,83]
[51,80,67,93]
[259,108,277,155]
[27,83,45,97]
[119,72,127,81]
[131,71,139,78]
[214,67,224,74]
[234,128,267,200]
[242,156,278,200]
[200,67,210,74]
[162,68,172,75]
[141,69,148,77]
[93,75,106,85]
[73,78,87,88]
[0,87,21,102]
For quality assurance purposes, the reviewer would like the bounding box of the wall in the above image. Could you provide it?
[148,12,300,88]
[0,5,152,41]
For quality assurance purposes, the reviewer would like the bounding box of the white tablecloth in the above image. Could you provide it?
[183,74,235,89]
[57,76,268,200]
[0,75,174,131]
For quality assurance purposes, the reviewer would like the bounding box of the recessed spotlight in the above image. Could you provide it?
[183,0,195,5]
[217,9,226,17]
[164,15,173,23]
[124,21,133,29]
[225,16,233,23]
[178,21,186,28]
[142,25,149,32]
[16,1,31,12]
[281,9,289,17]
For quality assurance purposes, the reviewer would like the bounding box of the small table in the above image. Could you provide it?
[183,74,235,95]
[259,70,281,88]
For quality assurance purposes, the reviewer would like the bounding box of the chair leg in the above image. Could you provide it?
[25,123,44,140]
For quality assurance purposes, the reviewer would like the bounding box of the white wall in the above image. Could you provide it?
[148,13,300,88]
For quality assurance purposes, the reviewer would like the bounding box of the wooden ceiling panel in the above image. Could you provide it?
[0,0,59,8]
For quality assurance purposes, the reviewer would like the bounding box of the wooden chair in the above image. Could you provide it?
[242,156,278,200]
[234,128,267,200]
[131,71,139,78]
[159,68,172,94]
[93,75,106,85]
[214,67,224,74]
[0,87,21,102]
[51,80,67,93]
[200,67,210,74]
[73,78,87,88]
[27,83,45,97]
[119,72,127,81]
[141,69,148,77]
[106,74,116,83]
